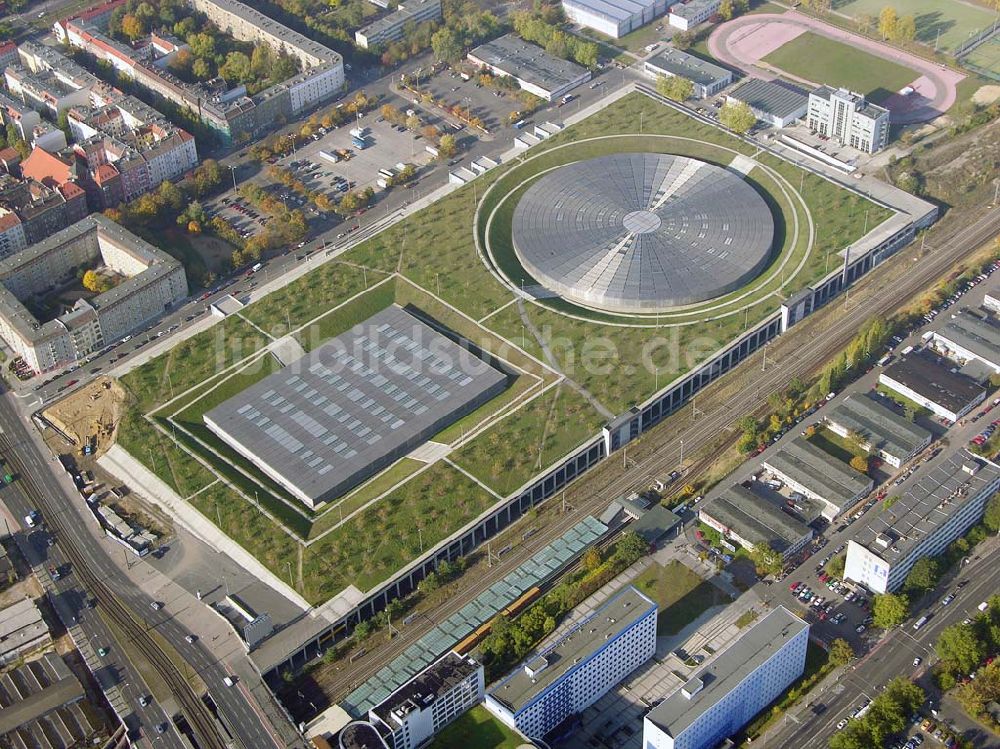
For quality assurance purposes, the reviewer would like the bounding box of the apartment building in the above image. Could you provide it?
[643,607,809,749]
[0,90,42,142]
[61,0,344,144]
[356,0,443,49]
[485,586,657,740]
[0,214,187,372]
[807,86,890,154]
[844,451,1000,593]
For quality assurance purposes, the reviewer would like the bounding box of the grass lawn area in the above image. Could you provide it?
[808,426,865,464]
[964,36,1000,77]
[832,0,998,52]
[430,705,524,749]
[762,32,917,101]
[632,560,731,635]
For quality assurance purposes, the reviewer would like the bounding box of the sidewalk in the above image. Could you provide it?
[99,444,310,611]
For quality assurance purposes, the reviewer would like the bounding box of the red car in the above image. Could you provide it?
[789,581,801,592]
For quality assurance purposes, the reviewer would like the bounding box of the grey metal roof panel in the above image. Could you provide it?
[512,153,774,312]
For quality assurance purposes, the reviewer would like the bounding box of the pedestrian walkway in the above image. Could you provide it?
[99,444,310,611]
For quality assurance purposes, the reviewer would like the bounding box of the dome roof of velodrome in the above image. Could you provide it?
[511,152,775,312]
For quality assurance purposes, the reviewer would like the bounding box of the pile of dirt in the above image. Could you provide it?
[43,378,128,458]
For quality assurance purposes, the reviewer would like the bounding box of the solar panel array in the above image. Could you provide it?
[511,153,775,312]
[340,515,608,717]
[204,306,506,507]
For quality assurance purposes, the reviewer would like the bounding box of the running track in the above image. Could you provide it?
[708,11,965,124]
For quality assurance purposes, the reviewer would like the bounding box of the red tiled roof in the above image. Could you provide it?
[21,147,73,187]
[0,147,19,163]
[0,211,21,232]
[94,163,119,183]
[59,182,86,200]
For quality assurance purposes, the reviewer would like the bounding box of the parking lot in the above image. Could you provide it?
[421,66,524,132]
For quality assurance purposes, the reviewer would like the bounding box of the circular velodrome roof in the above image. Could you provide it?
[511,153,775,312]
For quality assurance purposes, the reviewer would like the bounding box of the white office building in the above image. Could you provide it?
[668,0,720,30]
[807,86,890,154]
[484,586,657,741]
[367,652,484,749]
[930,310,1000,375]
[844,451,1000,594]
[643,606,809,749]
[562,0,668,39]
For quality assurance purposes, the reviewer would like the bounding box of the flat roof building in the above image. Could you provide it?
[826,394,932,469]
[643,49,732,99]
[485,586,657,740]
[0,598,52,665]
[983,280,1000,314]
[562,0,668,39]
[931,310,1000,374]
[643,606,809,749]
[368,652,484,749]
[879,349,986,423]
[467,35,591,102]
[762,437,874,520]
[205,305,507,508]
[355,0,442,49]
[668,0,720,30]
[844,451,1000,593]
[700,484,813,560]
[727,78,808,128]
[0,214,187,373]
[807,86,890,154]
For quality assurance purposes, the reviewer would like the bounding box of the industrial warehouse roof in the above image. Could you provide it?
[487,586,656,714]
[645,49,731,89]
[763,437,872,512]
[704,485,812,554]
[564,0,660,22]
[511,153,774,312]
[850,450,1000,559]
[204,305,506,506]
[338,516,608,717]
[468,34,589,96]
[880,350,986,415]
[645,607,808,737]
[371,652,479,724]
[827,394,931,463]
[933,311,1000,368]
[729,78,809,120]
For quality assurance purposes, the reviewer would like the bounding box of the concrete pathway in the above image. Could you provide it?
[99,444,311,611]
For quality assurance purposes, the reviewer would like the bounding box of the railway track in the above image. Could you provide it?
[0,430,231,749]
[314,207,1000,707]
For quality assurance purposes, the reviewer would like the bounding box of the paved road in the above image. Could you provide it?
[1,512,188,748]
[764,541,1000,749]
[0,391,293,749]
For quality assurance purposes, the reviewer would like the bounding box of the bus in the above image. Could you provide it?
[913,615,929,630]
[513,119,527,130]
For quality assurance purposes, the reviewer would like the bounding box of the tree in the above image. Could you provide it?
[878,6,898,40]
[719,0,733,20]
[904,556,940,593]
[220,52,252,83]
[749,542,783,577]
[719,101,756,134]
[438,133,458,158]
[82,270,101,293]
[405,114,421,131]
[613,531,648,565]
[849,455,870,474]
[192,58,212,80]
[431,26,463,62]
[250,44,275,81]
[829,638,855,666]
[872,592,909,629]
[656,74,694,102]
[856,13,875,34]
[672,30,694,50]
[187,220,201,235]
[936,623,986,675]
[582,547,602,573]
[120,13,144,40]
[825,555,846,579]
[984,491,1000,532]
[895,14,916,42]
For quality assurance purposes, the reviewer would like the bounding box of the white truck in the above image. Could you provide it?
[24,510,39,527]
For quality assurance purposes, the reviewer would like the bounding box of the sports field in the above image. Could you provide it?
[832,0,998,53]
[763,31,917,100]
[963,35,1000,77]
